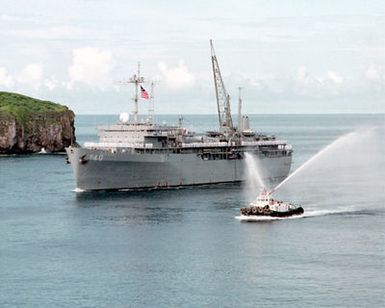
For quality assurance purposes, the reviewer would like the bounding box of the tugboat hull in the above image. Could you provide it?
[270,206,304,217]
[239,205,304,218]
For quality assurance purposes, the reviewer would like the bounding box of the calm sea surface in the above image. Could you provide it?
[1,114,384,307]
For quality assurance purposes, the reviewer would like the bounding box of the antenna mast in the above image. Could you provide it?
[115,62,145,123]
[148,81,155,124]
[210,40,233,132]
[128,62,144,123]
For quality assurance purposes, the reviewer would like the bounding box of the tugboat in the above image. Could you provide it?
[239,188,304,218]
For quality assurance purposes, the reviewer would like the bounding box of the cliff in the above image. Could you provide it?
[0,92,76,154]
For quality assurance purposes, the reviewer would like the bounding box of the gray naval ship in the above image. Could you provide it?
[66,41,293,191]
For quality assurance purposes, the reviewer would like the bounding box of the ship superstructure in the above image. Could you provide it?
[66,42,293,191]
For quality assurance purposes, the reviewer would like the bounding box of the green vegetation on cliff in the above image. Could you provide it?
[0,91,68,123]
[0,91,75,153]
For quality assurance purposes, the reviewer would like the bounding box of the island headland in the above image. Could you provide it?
[0,91,76,154]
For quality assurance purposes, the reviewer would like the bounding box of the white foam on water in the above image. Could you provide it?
[235,215,304,221]
[73,187,85,193]
[302,207,357,217]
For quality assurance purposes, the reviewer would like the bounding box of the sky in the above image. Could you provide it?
[0,0,384,115]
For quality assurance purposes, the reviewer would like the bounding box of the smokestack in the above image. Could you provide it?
[242,115,250,131]
[237,87,242,132]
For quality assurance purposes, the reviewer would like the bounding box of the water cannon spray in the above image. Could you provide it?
[268,131,357,196]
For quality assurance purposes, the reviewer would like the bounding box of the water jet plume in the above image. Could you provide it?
[244,153,266,201]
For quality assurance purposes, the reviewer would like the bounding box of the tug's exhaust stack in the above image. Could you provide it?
[242,115,250,131]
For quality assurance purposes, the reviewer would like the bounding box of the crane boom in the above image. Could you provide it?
[210,40,233,132]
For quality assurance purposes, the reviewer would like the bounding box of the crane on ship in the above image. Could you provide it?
[210,40,234,134]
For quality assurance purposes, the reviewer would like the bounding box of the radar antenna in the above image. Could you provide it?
[210,40,233,132]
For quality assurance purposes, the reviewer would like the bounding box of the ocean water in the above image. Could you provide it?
[0,114,384,307]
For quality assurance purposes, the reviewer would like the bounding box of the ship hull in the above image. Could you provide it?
[66,147,292,191]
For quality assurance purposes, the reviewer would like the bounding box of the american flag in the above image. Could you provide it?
[140,85,149,99]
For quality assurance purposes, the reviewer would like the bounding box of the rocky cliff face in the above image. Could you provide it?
[0,92,76,154]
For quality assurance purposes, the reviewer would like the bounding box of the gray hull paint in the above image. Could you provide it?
[66,147,292,191]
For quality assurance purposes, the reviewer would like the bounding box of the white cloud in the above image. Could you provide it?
[325,71,343,85]
[0,64,60,91]
[43,78,59,91]
[0,25,86,41]
[67,47,114,89]
[365,65,381,80]
[297,66,308,82]
[157,60,195,89]
[0,67,15,88]
[296,66,343,90]
[16,63,44,89]
[0,14,19,22]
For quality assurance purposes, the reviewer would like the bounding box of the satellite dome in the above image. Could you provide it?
[119,112,129,123]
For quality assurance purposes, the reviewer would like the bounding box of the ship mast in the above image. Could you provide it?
[128,62,145,123]
[210,40,234,133]
[115,62,145,123]
[147,81,155,124]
